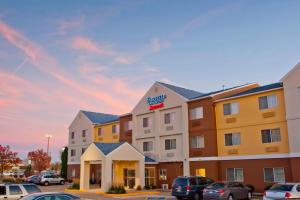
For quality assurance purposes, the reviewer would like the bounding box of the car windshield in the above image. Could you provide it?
[207,183,225,189]
[23,185,41,194]
[269,184,294,191]
[173,178,188,186]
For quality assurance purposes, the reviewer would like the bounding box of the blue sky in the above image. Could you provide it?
[0,0,299,161]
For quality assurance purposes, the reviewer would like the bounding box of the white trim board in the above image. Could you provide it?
[189,153,300,161]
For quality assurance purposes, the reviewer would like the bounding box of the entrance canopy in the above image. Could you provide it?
[80,142,145,192]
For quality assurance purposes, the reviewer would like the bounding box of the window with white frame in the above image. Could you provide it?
[71,169,76,177]
[261,128,281,143]
[82,130,86,138]
[71,132,75,139]
[143,117,152,128]
[98,128,104,137]
[124,121,132,131]
[191,136,205,148]
[259,94,278,110]
[225,133,241,146]
[264,168,285,182]
[164,112,175,124]
[226,168,244,182]
[165,139,176,150]
[159,169,167,180]
[143,141,153,152]
[190,107,204,120]
[223,102,239,115]
[70,149,76,157]
[145,167,156,186]
[112,124,119,134]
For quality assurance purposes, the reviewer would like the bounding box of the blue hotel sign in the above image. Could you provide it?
[147,94,167,110]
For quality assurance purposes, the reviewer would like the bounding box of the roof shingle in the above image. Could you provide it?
[94,142,124,155]
[81,110,119,124]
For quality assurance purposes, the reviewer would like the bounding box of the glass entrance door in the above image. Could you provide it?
[123,168,136,189]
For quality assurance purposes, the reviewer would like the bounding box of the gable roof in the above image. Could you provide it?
[81,110,119,124]
[156,82,203,100]
[94,142,124,155]
[219,82,283,100]
[281,63,300,81]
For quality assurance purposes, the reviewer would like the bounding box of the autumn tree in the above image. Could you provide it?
[0,145,21,179]
[28,149,51,172]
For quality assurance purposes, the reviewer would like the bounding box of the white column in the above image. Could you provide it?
[135,160,145,188]
[80,160,90,190]
[102,159,112,192]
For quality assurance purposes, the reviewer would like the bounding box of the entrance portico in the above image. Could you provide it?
[80,142,145,192]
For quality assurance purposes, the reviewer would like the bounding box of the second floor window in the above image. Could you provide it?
[225,133,241,146]
[71,132,75,139]
[261,128,281,143]
[190,107,203,120]
[71,149,76,157]
[112,124,119,134]
[82,130,86,138]
[124,121,132,131]
[97,128,103,137]
[191,136,205,148]
[143,117,152,128]
[164,112,175,124]
[143,141,153,152]
[165,139,176,150]
[223,102,239,115]
[259,94,278,110]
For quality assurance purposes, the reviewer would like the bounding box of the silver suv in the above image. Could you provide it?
[0,183,41,199]
[39,174,65,186]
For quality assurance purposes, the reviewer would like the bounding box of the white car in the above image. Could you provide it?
[263,183,300,200]
[0,183,41,199]
[38,174,65,186]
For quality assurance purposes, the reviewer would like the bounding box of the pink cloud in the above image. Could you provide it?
[56,16,85,35]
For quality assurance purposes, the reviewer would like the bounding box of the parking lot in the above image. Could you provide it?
[37,184,261,200]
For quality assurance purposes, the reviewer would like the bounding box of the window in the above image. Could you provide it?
[55,196,74,200]
[225,133,241,146]
[164,112,175,124]
[261,128,281,143]
[259,94,278,110]
[195,168,206,177]
[124,121,132,131]
[82,130,86,138]
[226,168,244,182]
[81,148,86,155]
[112,124,119,134]
[191,136,205,148]
[143,141,153,152]
[143,117,152,129]
[264,168,285,182]
[297,185,300,192]
[9,185,22,195]
[0,186,6,195]
[70,149,76,157]
[97,128,103,137]
[190,107,204,120]
[71,132,75,139]
[23,185,41,194]
[159,169,167,180]
[71,169,76,177]
[165,139,176,150]
[223,102,239,115]
[145,167,156,186]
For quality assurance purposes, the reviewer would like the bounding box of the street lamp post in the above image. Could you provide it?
[45,134,53,156]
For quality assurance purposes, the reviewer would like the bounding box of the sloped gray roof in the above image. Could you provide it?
[94,142,124,155]
[157,82,203,100]
[145,156,156,163]
[81,110,119,124]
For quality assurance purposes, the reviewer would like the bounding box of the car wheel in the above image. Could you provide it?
[247,192,252,200]
[44,181,49,186]
[60,180,65,185]
[228,194,234,200]
[193,192,200,200]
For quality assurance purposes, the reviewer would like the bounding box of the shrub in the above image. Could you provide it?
[73,178,80,184]
[245,184,255,193]
[107,185,126,194]
[136,185,142,191]
[68,183,80,190]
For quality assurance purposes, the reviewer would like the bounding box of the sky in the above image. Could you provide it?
[0,0,300,162]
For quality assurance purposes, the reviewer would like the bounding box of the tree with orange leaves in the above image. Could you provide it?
[0,145,21,179]
[28,149,51,172]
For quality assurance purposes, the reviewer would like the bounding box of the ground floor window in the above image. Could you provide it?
[264,167,285,183]
[159,169,167,180]
[226,168,244,182]
[145,167,156,186]
[71,169,76,177]
[123,168,135,189]
[195,168,206,177]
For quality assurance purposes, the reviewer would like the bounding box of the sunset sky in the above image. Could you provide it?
[1,0,300,162]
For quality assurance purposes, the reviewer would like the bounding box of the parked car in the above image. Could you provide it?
[0,183,41,199]
[38,174,65,186]
[203,182,252,200]
[25,176,39,184]
[171,176,214,200]
[21,192,80,200]
[263,183,300,200]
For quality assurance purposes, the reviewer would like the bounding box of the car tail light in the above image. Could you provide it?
[218,189,225,194]
[186,185,191,191]
[285,192,292,198]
